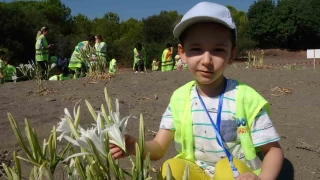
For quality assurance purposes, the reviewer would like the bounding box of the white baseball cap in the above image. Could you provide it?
[173,2,237,39]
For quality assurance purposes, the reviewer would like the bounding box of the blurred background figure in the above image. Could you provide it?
[95,35,107,62]
[68,35,96,78]
[35,26,53,79]
[161,43,173,72]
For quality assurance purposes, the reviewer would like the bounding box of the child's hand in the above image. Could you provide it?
[235,172,261,180]
[109,134,136,160]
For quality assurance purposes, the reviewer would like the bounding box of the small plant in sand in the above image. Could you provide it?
[246,50,264,68]
[16,61,35,80]
[284,63,305,70]
[87,60,114,81]
[34,63,56,94]
[4,88,189,179]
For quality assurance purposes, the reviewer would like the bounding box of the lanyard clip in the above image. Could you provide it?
[229,161,240,178]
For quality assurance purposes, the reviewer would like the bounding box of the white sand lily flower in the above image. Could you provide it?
[56,117,69,141]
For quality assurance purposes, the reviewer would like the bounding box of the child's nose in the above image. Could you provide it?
[201,51,212,66]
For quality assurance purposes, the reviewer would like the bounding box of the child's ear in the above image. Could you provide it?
[228,47,237,65]
[178,44,187,63]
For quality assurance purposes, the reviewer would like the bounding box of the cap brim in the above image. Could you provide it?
[173,16,234,38]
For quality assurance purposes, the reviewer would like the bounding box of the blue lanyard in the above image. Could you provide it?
[196,81,239,178]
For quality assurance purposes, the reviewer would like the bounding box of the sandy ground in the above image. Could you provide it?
[0,52,320,179]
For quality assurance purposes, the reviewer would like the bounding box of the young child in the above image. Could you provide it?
[152,58,159,71]
[110,2,283,180]
[109,58,117,75]
[161,43,173,72]
[49,67,72,81]
[3,58,17,82]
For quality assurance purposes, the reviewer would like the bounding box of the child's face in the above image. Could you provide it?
[179,23,236,85]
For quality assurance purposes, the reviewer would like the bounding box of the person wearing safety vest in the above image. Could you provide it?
[2,59,16,82]
[133,43,145,73]
[68,35,96,78]
[35,27,53,79]
[0,51,5,84]
[95,35,107,62]
[49,67,72,81]
[109,2,284,180]
[161,43,173,72]
[109,58,117,75]
[152,58,159,71]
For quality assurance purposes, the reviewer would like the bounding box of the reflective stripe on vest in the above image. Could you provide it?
[170,80,269,175]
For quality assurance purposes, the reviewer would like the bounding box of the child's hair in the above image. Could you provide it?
[36,26,49,39]
[178,27,236,49]
[166,43,172,48]
[87,35,95,42]
[135,43,142,51]
[96,35,103,40]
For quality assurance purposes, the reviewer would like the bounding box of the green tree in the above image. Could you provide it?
[275,0,320,49]
[227,6,255,56]
[247,0,277,48]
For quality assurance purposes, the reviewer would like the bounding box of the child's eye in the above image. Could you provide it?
[190,48,201,51]
[213,48,225,52]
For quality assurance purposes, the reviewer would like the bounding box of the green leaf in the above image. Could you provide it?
[86,138,109,173]
[119,168,125,180]
[2,163,13,180]
[144,152,151,178]
[138,114,145,176]
[32,129,45,160]
[42,139,47,158]
[48,134,54,168]
[16,156,41,167]
[13,151,21,179]
[101,104,111,125]
[74,157,86,180]
[85,100,98,121]
[7,113,34,162]
[25,124,37,162]
[104,132,111,178]
[65,115,80,138]
[74,106,81,128]
[104,88,113,113]
[107,152,119,178]
[135,143,141,179]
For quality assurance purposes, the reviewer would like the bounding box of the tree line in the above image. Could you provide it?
[0,0,319,67]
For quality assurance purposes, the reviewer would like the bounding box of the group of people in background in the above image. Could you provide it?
[160,43,188,72]
[35,27,117,81]
[1,26,187,84]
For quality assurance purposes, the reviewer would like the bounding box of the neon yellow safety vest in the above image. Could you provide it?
[161,49,173,72]
[95,42,107,61]
[49,74,71,81]
[4,65,16,81]
[170,80,269,175]
[133,48,139,69]
[109,59,117,74]
[35,35,49,62]
[69,41,95,70]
